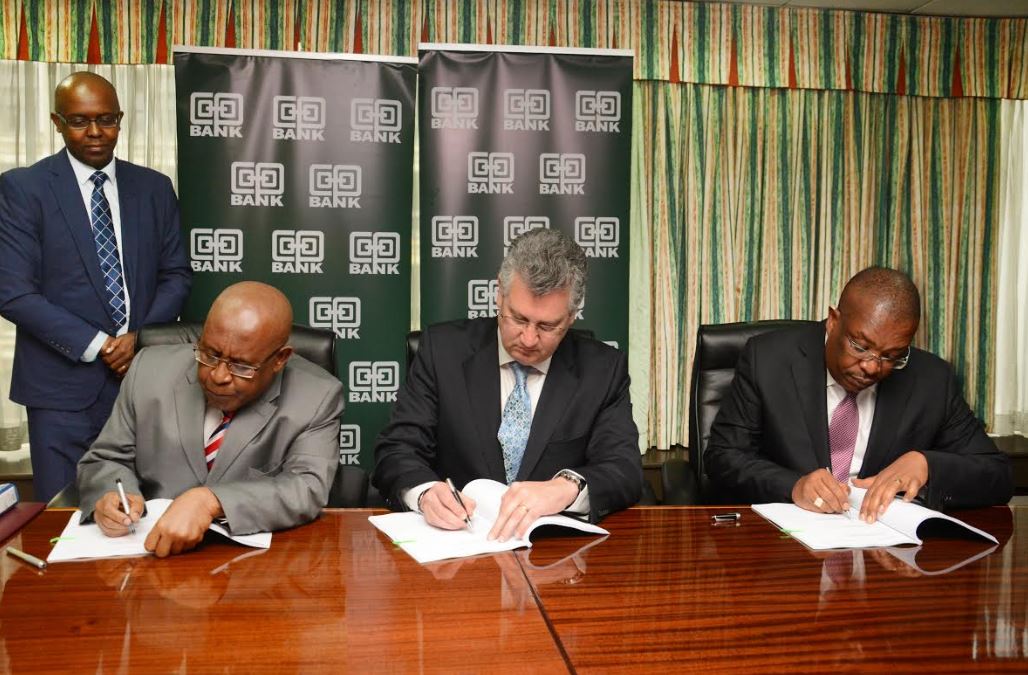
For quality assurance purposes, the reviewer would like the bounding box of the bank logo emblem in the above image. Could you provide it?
[575,216,620,258]
[309,164,361,208]
[575,90,621,132]
[539,153,586,195]
[189,92,243,137]
[339,423,360,465]
[271,230,324,274]
[190,228,243,273]
[230,162,284,207]
[467,279,499,319]
[430,87,479,129]
[503,216,550,254]
[273,95,326,140]
[503,89,550,131]
[350,232,400,275]
[430,216,478,258]
[348,361,400,403]
[468,152,514,194]
[309,297,361,339]
[351,99,402,143]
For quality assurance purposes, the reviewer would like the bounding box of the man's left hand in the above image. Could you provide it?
[101,331,137,376]
[852,451,929,523]
[488,479,580,542]
[144,487,223,558]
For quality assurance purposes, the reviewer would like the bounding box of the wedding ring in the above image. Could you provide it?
[895,477,903,484]
[813,496,824,509]
[518,504,529,512]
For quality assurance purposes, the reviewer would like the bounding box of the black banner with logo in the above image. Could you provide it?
[174,47,417,470]
[417,45,632,349]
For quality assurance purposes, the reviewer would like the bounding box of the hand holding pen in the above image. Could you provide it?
[418,480,476,531]
[93,481,144,537]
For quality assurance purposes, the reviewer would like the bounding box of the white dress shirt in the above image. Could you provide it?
[67,150,131,362]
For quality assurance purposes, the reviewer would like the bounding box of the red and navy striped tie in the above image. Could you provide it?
[204,411,235,471]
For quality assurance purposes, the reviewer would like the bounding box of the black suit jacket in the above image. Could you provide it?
[372,318,643,522]
[704,322,1012,509]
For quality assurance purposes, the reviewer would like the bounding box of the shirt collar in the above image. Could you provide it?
[67,149,116,188]
[496,327,552,375]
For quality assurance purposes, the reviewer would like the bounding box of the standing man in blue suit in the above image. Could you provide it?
[0,72,191,501]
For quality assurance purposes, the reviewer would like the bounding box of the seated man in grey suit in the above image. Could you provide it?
[77,281,345,557]
[705,267,1012,522]
[373,228,643,542]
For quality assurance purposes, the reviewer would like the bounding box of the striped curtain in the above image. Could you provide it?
[635,81,999,446]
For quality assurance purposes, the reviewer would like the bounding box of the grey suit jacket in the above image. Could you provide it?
[77,344,345,534]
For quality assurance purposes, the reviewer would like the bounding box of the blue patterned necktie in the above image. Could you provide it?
[498,362,532,484]
[89,171,127,331]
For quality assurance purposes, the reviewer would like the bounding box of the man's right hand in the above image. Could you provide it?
[791,468,850,513]
[419,482,477,530]
[94,490,145,537]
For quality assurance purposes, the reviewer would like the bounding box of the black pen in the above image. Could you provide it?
[445,478,472,529]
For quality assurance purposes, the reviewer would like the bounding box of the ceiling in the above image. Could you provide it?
[697,1,1028,17]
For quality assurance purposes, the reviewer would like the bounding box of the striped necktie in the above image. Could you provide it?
[204,411,235,471]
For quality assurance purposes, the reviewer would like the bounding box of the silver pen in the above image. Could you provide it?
[445,478,472,529]
[115,478,136,534]
[6,546,47,570]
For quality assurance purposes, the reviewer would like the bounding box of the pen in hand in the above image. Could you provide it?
[115,478,136,535]
[445,478,472,529]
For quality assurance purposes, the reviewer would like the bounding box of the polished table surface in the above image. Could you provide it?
[0,506,1025,673]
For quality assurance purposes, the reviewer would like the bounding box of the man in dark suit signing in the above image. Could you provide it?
[705,267,1012,522]
[0,72,191,501]
[373,228,642,541]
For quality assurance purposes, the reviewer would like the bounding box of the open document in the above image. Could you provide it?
[368,478,608,563]
[47,498,272,563]
[752,486,997,551]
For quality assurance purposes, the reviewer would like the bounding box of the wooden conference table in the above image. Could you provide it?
[0,506,1025,673]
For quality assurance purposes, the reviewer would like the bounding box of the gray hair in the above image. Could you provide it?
[498,228,587,311]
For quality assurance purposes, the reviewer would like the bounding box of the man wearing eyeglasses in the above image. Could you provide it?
[705,267,1012,522]
[76,282,344,557]
[0,71,190,502]
[373,228,642,541]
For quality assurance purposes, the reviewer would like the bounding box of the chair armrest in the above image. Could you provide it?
[661,458,702,505]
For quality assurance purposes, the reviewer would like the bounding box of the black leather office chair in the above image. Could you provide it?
[662,320,819,505]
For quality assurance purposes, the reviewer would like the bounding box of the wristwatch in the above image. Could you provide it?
[554,469,586,494]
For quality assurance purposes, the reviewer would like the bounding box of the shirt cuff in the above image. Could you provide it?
[80,331,109,363]
[402,481,439,512]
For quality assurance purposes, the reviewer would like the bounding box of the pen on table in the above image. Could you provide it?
[711,512,741,524]
[6,546,47,570]
[115,478,136,535]
[445,478,472,529]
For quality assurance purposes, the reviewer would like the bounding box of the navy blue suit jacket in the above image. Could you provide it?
[0,150,191,410]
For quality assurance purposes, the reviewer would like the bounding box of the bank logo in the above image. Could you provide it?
[467,279,499,319]
[271,230,324,274]
[230,162,284,207]
[190,228,243,273]
[430,216,478,258]
[189,92,243,137]
[348,361,400,403]
[273,95,326,141]
[309,164,361,208]
[468,152,514,194]
[350,232,400,275]
[575,90,621,132]
[339,423,360,465]
[430,87,479,129]
[503,89,550,131]
[539,153,586,195]
[503,216,550,254]
[351,98,402,143]
[575,216,620,258]
[309,297,361,339]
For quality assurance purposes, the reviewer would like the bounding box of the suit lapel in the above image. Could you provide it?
[862,364,914,476]
[463,330,506,482]
[175,368,209,484]
[49,152,110,314]
[792,326,831,469]
[208,374,280,481]
[114,160,139,322]
[516,337,578,481]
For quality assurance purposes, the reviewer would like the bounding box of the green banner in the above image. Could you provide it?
[418,45,633,349]
[174,47,417,470]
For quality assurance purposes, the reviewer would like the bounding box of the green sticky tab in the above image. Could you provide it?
[391,539,415,546]
[49,536,75,543]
